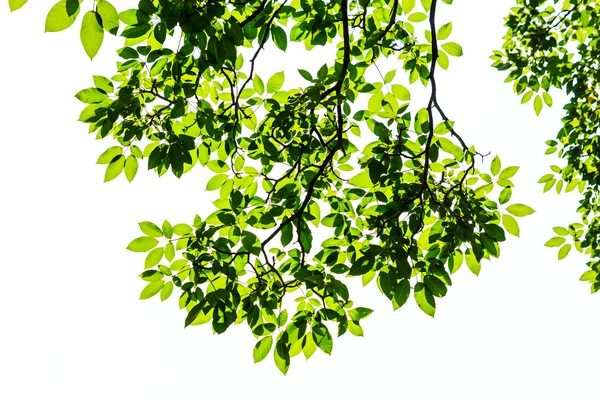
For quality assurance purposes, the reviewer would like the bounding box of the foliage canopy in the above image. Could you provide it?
[9,0,600,373]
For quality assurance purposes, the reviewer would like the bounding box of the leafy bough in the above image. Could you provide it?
[13,0,534,373]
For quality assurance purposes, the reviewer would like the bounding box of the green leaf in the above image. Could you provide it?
[502,214,520,237]
[80,11,104,59]
[347,320,364,336]
[542,92,553,107]
[124,155,138,182]
[45,0,80,32]
[93,76,114,93]
[162,220,173,239]
[558,244,571,260]
[506,203,535,217]
[139,221,162,237]
[391,84,410,101]
[273,341,290,374]
[271,25,287,51]
[253,74,265,95]
[206,174,229,191]
[348,307,373,321]
[104,154,124,182]
[424,275,447,298]
[160,281,173,301]
[552,226,568,236]
[348,171,373,188]
[312,324,333,355]
[185,304,212,327]
[441,42,462,57]
[437,22,452,40]
[96,0,119,34]
[533,95,543,115]
[9,0,28,11]
[253,336,273,363]
[164,242,175,262]
[490,155,501,176]
[414,282,435,317]
[392,279,410,310]
[173,223,193,236]
[438,137,464,160]
[545,237,566,247]
[465,249,481,276]
[303,333,317,359]
[277,310,288,326]
[267,71,285,93]
[297,69,313,81]
[499,166,519,180]
[408,12,427,22]
[127,236,159,252]
[75,88,107,104]
[498,187,512,204]
[144,247,164,269]
[402,0,416,14]
[140,281,164,299]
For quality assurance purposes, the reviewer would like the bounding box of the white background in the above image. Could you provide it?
[1,1,598,399]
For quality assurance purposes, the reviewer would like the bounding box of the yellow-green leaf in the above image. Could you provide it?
[96,0,119,34]
[124,155,138,182]
[127,236,159,252]
[506,203,535,217]
[45,0,80,32]
[81,11,104,59]
[140,281,164,299]
[441,42,462,57]
[253,336,273,363]
[9,0,28,12]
